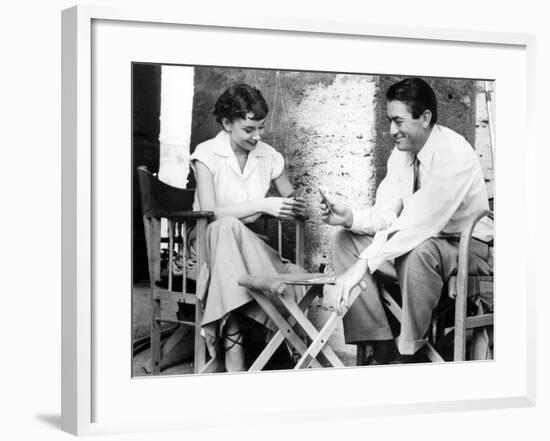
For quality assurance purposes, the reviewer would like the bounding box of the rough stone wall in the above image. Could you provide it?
[279,74,378,272]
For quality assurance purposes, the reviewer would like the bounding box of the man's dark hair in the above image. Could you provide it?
[213,83,269,124]
[386,77,438,127]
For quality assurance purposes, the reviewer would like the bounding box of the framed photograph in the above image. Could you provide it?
[62,5,536,436]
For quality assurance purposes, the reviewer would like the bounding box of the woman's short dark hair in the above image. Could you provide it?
[213,83,269,124]
[386,77,438,126]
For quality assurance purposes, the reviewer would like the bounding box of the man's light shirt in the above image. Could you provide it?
[349,125,493,272]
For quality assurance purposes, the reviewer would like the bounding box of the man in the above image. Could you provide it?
[321,77,493,363]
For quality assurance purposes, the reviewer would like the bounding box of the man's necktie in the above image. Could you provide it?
[412,155,420,193]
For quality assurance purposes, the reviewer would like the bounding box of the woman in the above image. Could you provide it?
[190,83,307,372]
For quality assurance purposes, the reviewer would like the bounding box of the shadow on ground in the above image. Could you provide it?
[35,414,61,429]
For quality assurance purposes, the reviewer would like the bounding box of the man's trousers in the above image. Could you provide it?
[331,229,492,355]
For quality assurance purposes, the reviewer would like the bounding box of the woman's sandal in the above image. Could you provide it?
[223,330,244,352]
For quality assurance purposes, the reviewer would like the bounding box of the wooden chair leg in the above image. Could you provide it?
[248,286,320,371]
[143,216,163,375]
[293,311,343,369]
[194,218,208,373]
[292,284,362,369]
[454,281,468,362]
[161,324,191,358]
[151,299,162,374]
[278,293,344,368]
[247,288,323,369]
[420,342,445,363]
[199,356,223,374]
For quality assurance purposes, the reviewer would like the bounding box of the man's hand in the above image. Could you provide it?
[321,202,353,227]
[331,258,369,315]
[319,188,353,227]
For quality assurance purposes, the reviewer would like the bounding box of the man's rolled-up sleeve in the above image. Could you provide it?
[348,151,402,236]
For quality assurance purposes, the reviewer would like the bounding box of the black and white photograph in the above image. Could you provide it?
[131,64,495,376]
[4,0,546,439]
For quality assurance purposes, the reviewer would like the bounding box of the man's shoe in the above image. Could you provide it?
[390,352,430,365]
[373,340,399,364]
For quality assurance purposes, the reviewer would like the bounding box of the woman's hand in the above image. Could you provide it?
[331,258,369,315]
[262,197,301,219]
[290,196,307,218]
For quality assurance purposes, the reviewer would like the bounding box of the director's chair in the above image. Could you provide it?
[137,166,214,374]
[357,209,494,364]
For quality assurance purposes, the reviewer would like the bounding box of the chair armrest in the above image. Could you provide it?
[447,210,492,300]
[238,273,335,295]
[158,210,214,221]
[258,214,308,222]
[459,210,493,248]
[457,210,493,288]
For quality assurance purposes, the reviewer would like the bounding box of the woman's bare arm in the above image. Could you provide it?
[194,161,298,220]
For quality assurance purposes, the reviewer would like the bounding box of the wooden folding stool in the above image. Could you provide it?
[238,273,362,370]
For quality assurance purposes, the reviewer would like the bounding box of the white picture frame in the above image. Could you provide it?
[62,5,536,436]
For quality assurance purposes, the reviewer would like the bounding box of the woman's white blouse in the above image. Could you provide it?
[190,130,285,223]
